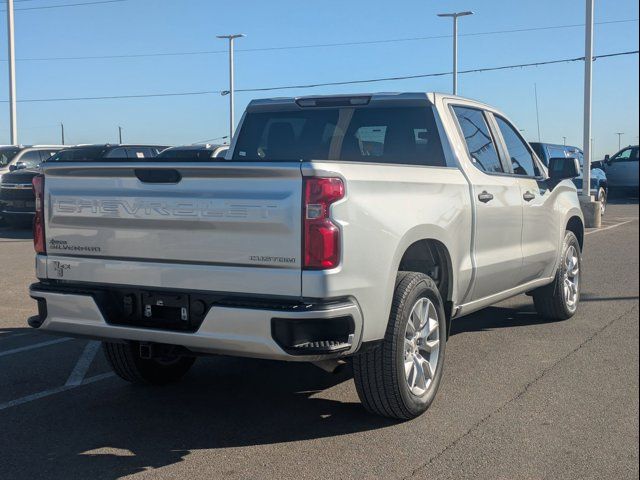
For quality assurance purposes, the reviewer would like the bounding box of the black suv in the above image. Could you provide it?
[0,144,168,227]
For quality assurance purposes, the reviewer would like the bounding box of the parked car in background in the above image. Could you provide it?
[0,145,63,180]
[602,145,639,194]
[155,144,229,161]
[531,142,608,214]
[0,146,22,179]
[29,93,584,420]
[0,146,64,225]
[0,144,168,227]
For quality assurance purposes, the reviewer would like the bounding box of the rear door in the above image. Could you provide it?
[451,105,524,300]
[492,115,559,283]
[43,162,303,295]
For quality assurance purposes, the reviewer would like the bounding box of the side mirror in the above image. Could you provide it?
[604,154,611,166]
[9,161,26,172]
[548,156,580,181]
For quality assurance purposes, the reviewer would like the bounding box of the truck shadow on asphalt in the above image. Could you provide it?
[2,353,396,479]
[0,296,627,479]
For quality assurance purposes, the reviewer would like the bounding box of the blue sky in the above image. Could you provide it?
[0,0,638,158]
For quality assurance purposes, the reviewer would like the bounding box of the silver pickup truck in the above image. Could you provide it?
[29,93,584,419]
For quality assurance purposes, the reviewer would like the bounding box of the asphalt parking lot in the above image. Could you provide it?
[0,200,638,480]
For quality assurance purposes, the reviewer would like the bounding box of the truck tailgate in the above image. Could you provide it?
[42,162,303,296]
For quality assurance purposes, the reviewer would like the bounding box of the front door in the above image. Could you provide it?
[492,115,560,283]
[451,106,524,301]
[605,147,639,188]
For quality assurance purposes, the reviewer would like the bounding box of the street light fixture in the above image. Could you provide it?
[437,11,474,95]
[217,34,245,140]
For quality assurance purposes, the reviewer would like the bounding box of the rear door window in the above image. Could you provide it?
[452,106,504,173]
[232,106,446,166]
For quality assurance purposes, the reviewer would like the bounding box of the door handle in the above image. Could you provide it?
[477,191,494,203]
[523,191,536,202]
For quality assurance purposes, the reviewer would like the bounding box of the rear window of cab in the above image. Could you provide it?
[232,106,447,167]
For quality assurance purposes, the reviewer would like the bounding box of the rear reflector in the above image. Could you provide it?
[303,177,344,269]
[32,175,46,254]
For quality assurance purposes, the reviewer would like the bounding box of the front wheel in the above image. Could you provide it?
[597,187,607,216]
[103,341,196,385]
[533,231,582,320]
[353,272,447,420]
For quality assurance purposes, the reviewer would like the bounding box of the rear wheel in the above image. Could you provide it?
[103,341,196,385]
[353,272,446,420]
[533,231,581,320]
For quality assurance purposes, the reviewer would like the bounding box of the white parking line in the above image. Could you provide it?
[65,341,101,386]
[585,220,633,236]
[0,373,115,411]
[0,337,72,357]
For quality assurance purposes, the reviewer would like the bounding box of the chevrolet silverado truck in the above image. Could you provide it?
[28,93,584,420]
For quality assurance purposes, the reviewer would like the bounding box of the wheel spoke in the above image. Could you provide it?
[570,258,579,276]
[405,319,416,337]
[404,358,414,378]
[415,299,428,330]
[413,356,427,391]
[421,338,439,353]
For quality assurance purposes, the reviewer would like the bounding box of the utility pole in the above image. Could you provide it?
[580,0,600,227]
[61,122,65,145]
[6,0,18,145]
[615,132,624,150]
[582,0,594,202]
[217,34,245,140]
[437,11,473,95]
[118,126,123,144]
[534,83,542,142]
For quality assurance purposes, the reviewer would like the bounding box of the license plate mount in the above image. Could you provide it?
[141,292,190,325]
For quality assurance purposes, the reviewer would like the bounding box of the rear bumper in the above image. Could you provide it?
[29,282,364,362]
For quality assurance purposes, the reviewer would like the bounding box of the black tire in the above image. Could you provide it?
[533,231,582,320]
[597,187,607,216]
[103,341,196,385]
[353,272,447,420]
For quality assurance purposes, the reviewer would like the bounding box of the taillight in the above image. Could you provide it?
[303,177,344,269]
[32,175,46,254]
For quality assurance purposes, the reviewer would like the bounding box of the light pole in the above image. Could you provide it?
[118,126,123,144]
[6,0,18,144]
[582,0,593,202]
[563,136,567,146]
[217,34,245,140]
[437,11,473,95]
[615,132,624,150]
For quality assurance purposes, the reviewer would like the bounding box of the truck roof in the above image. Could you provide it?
[246,92,498,113]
